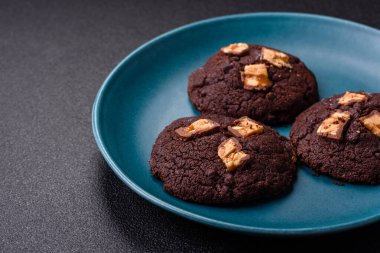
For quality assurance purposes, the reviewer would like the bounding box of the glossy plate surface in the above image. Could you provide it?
[93,13,380,235]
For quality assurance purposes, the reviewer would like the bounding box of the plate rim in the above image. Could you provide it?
[92,12,380,236]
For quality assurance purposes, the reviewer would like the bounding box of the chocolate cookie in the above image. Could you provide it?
[188,43,319,125]
[150,114,297,204]
[290,92,380,184]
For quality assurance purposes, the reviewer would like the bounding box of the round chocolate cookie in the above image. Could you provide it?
[188,43,319,125]
[150,114,297,204]
[290,92,380,184]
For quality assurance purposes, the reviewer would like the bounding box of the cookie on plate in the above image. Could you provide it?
[188,43,319,125]
[150,114,297,204]
[290,91,380,184]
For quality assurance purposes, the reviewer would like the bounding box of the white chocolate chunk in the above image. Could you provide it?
[228,116,264,138]
[360,110,380,137]
[217,137,242,159]
[338,92,368,105]
[175,119,220,140]
[241,64,272,91]
[223,151,250,172]
[317,111,352,140]
[221,43,249,56]
[218,137,250,172]
[261,47,291,68]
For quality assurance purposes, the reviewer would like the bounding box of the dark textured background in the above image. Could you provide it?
[2,0,380,252]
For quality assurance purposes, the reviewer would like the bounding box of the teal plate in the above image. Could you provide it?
[92,13,380,235]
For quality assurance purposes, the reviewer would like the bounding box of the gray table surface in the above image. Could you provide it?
[2,0,380,252]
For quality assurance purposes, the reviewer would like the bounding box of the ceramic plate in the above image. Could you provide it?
[92,13,380,235]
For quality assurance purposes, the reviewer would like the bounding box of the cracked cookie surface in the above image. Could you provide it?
[290,92,380,184]
[150,114,297,204]
[188,44,319,125]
